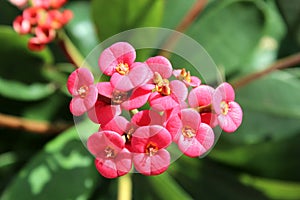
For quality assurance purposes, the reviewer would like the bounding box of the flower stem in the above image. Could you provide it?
[159,0,208,58]
[0,113,71,134]
[117,173,132,200]
[231,52,300,89]
[57,30,86,69]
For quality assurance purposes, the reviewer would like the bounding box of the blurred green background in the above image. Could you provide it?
[1,0,300,199]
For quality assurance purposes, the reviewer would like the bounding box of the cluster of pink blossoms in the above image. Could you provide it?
[67,42,243,178]
[10,0,72,51]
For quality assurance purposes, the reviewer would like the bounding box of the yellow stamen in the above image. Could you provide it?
[145,142,158,156]
[116,63,129,75]
[220,101,229,115]
[78,85,89,98]
[182,126,196,138]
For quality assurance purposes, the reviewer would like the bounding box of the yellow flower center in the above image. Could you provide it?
[178,68,191,83]
[146,142,158,156]
[220,101,229,115]
[116,63,129,75]
[78,85,89,98]
[182,126,196,138]
[104,147,116,158]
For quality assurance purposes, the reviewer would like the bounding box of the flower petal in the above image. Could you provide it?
[218,101,243,132]
[213,82,235,114]
[115,148,132,176]
[180,109,201,130]
[133,149,170,176]
[131,110,164,127]
[149,92,179,111]
[69,97,87,116]
[121,85,152,110]
[67,68,94,95]
[98,42,136,76]
[170,80,188,102]
[146,56,172,79]
[97,82,113,98]
[188,85,214,107]
[94,158,118,179]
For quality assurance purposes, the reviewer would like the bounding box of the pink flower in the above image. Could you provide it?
[173,68,201,87]
[149,79,188,111]
[34,26,56,43]
[98,42,151,91]
[87,96,121,125]
[13,16,31,35]
[188,85,218,127]
[131,125,172,175]
[87,131,132,179]
[166,109,214,157]
[67,68,98,116]
[212,82,243,132]
[97,81,153,110]
[145,56,173,80]
[28,37,46,51]
[9,0,28,8]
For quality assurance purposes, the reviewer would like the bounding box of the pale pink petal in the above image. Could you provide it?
[218,101,243,132]
[188,85,214,108]
[213,82,235,114]
[83,84,98,109]
[180,109,201,130]
[111,62,151,91]
[149,93,179,111]
[195,123,215,152]
[146,56,172,79]
[170,80,188,102]
[97,82,113,98]
[172,69,181,77]
[69,97,86,116]
[177,136,205,157]
[121,85,152,110]
[133,149,170,176]
[67,68,94,95]
[87,131,124,157]
[98,42,136,76]
[131,110,164,127]
[101,116,130,135]
[115,149,132,176]
[189,76,201,87]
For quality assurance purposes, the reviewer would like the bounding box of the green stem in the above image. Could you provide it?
[117,173,132,200]
[57,30,87,69]
[231,52,300,89]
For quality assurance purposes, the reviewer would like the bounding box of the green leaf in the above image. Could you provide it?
[91,0,164,41]
[240,174,300,199]
[1,122,100,200]
[276,0,300,44]
[0,77,56,101]
[187,0,273,75]
[64,1,99,57]
[210,132,300,181]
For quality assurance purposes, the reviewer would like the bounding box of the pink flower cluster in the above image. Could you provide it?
[67,42,243,178]
[11,0,72,51]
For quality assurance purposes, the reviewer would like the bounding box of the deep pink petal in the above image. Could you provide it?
[170,80,188,102]
[213,82,235,114]
[87,100,121,125]
[149,92,179,111]
[218,101,243,132]
[165,114,182,140]
[180,109,201,130]
[98,42,136,76]
[201,113,218,128]
[97,82,113,98]
[131,110,164,127]
[121,85,152,110]
[67,68,94,95]
[146,56,172,79]
[94,158,118,178]
[133,149,170,176]
[188,85,214,108]
[111,62,151,91]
